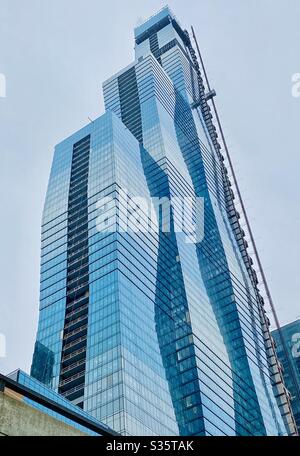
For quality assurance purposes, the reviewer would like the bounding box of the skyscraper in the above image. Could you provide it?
[272,319,300,433]
[31,7,297,436]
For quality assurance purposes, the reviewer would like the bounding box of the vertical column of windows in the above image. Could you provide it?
[58,135,91,408]
[118,68,143,143]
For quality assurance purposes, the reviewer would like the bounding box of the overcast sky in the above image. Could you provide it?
[0,0,299,375]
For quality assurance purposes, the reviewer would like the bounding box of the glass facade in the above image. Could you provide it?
[8,369,111,435]
[31,6,294,435]
[272,320,300,433]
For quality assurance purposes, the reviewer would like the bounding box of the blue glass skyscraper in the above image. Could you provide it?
[31,7,297,436]
[272,320,300,433]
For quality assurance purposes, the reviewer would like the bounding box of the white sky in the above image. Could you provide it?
[0,0,299,375]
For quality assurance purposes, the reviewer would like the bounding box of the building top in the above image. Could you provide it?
[272,318,300,338]
[102,60,137,88]
[134,6,175,42]
[133,5,188,47]
[5,370,117,436]
[54,111,107,149]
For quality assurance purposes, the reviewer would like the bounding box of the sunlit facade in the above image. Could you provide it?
[31,7,293,435]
